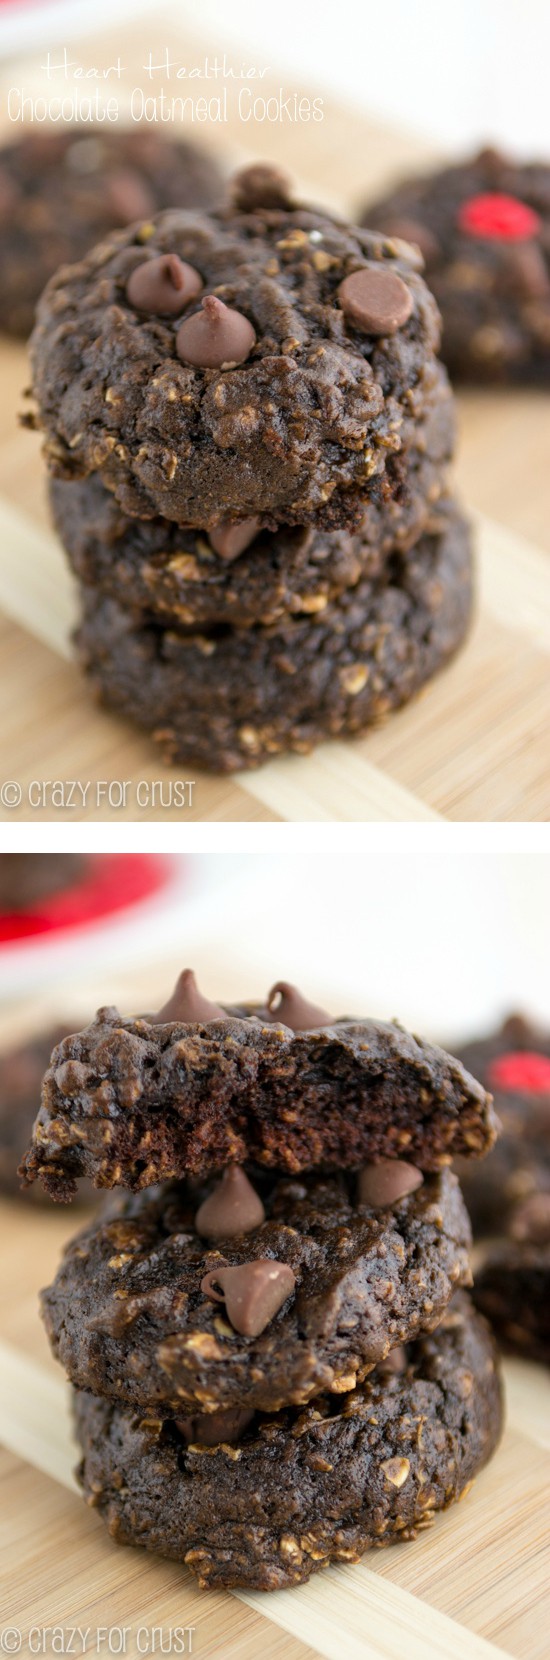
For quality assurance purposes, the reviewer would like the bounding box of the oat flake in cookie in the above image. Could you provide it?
[20,971,497,1199]
[72,1295,503,1590]
[27,166,443,532]
[0,128,223,340]
[361,147,550,383]
[41,1166,472,1414]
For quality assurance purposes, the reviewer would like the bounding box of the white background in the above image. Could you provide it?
[188,0,550,155]
[0,0,548,153]
[1,850,549,1047]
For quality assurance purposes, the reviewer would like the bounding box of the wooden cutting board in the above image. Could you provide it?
[0,967,549,1660]
[0,14,548,823]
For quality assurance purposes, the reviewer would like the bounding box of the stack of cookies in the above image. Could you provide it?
[22,972,503,1591]
[27,164,472,773]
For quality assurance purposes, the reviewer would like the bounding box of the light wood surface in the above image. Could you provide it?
[0,14,548,822]
[1,974,550,1660]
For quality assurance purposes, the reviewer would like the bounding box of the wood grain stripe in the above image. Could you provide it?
[0,1341,511,1660]
[0,497,75,659]
[475,511,550,651]
[239,746,442,822]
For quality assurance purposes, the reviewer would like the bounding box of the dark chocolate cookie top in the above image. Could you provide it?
[41,1165,471,1414]
[73,1293,503,1591]
[0,127,223,338]
[20,971,497,1198]
[361,148,550,382]
[28,166,442,531]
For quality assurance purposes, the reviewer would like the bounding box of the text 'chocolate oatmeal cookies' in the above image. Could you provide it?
[72,1295,502,1591]
[0,127,224,339]
[28,173,444,531]
[20,971,497,1200]
[360,147,550,383]
[32,971,503,1591]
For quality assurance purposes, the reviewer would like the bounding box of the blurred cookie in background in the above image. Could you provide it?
[0,854,89,913]
[472,1238,550,1366]
[0,128,224,337]
[0,1021,93,1204]
[361,148,550,383]
[454,1014,550,1362]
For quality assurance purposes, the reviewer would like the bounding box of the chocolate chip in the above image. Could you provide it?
[232,163,293,212]
[176,295,256,368]
[264,982,332,1031]
[154,969,226,1024]
[176,1407,254,1445]
[338,266,413,334]
[104,168,155,224]
[510,1192,550,1245]
[200,1259,296,1337]
[357,1160,423,1209]
[501,1014,537,1045]
[477,146,511,175]
[208,517,261,560]
[126,254,203,316]
[195,1167,266,1241]
[378,1345,407,1375]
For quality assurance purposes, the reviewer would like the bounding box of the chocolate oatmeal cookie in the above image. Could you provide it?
[454,1014,550,1237]
[72,1294,503,1590]
[74,500,473,772]
[49,365,455,629]
[473,1242,550,1365]
[453,1015,550,1364]
[0,128,223,338]
[19,973,497,1200]
[27,167,444,532]
[41,1167,471,1414]
[361,147,550,383]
